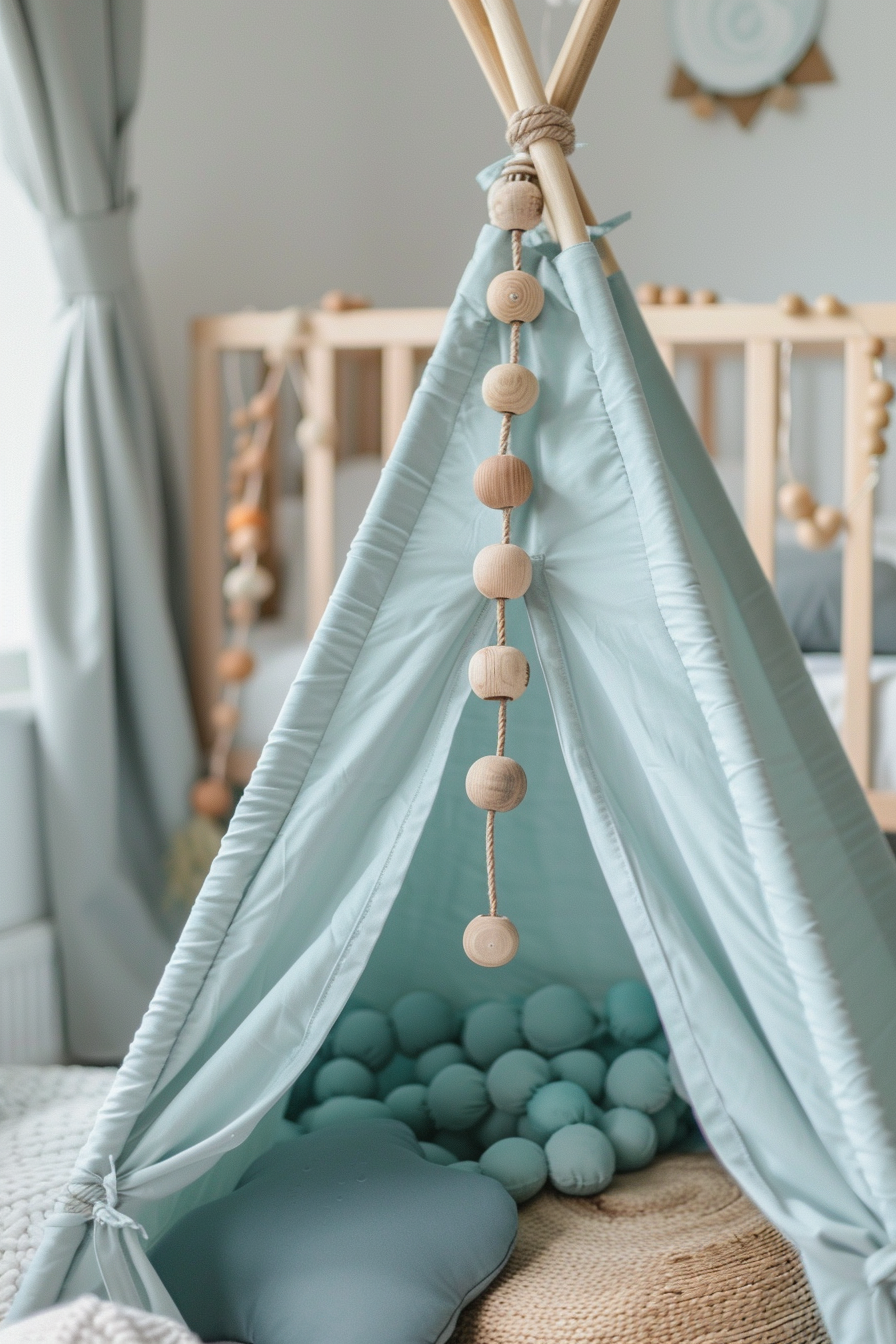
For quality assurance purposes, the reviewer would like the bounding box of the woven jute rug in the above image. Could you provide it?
[454,1152,830,1344]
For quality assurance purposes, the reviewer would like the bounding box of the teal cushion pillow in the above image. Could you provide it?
[428,1063,489,1131]
[525,1080,600,1143]
[603,980,659,1046]
[549,1049,607,1100]
[479,1137,548,1203]
[391,991,457,1057]
[544,1123,616,1195]
[462,1002,524,1068]
[602,1106,659,1170]
[151,1120,517,1344]
[415,1042,467,1085]
[604,1049,672,1114]
[333,1009,396,1071]
[313,1057,376,1101]
[486,1049,552,1115]
[521,985,595,1056]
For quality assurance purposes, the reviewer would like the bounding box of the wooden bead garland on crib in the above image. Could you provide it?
[167,360,284,910]
[463,151,545,970]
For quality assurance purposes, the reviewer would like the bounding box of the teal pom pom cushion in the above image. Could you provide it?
[604,1049,672,1114]
[525,1081,600,1143]
[479,1136,548,1203]
[391,991,456,1057]
[386,1083,433,1138]
[603,980,660,1047]
[521,985,595,1056]
[549,1049,607,1100]
[313,1057,376,1102]
[428,1063,490,1131]
[151,1121,517,1344]
[544,1123,616,1195]
[462,1002,524,1068]
[486,1050,552,1115]
[333,1009,395,1071]
[416,1042,467,1085]
[602,1106,659,1170]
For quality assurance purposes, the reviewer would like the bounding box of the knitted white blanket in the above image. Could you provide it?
[1,1296,196,1344]
[0,1066,116,1321]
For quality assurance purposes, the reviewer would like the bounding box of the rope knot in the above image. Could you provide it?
[506,104,575,156]
[62,1157,147,1239]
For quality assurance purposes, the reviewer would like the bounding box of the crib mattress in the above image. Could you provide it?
[453,1152,828,1344]
[806,653,896,791]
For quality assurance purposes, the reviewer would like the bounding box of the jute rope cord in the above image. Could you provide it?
[454,1153,830,1344]
[506,103,576,155]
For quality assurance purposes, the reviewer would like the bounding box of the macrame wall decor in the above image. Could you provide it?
[462,107,574,969]
[666,0,834,128]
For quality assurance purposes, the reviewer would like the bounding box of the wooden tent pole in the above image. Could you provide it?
[446,0,516,119]
[481,0,589,249]
[546,0,621,114]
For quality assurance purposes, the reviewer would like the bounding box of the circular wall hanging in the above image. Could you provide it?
[666,0,833,127]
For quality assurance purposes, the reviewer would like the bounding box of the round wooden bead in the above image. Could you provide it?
[866,406,890,431]
[228,525,268,558]
[690,289,718,306]
[488,179,543,231]
[210,701,241,731]
[482,364,539,416]
[217,647,255,682]
[237,444,268,474]
[813,505,843,545]
[226,503,268,535]
[469,645,530,701]
[864,337,886,359]
[777,481,815,521]
[635,283,662,306]
[869,379,895,406]
[463,915,519,968]
[248,391,277,421]
[864,432,888,457]
[660,286,689,306]
[814,294,845,317]
[473,455,533,509]
[778,293,807,316]
[222,564,275,603]
[473,544,532,599]
[795,518,825,551]
[191,776,233,819]
[465,756,527,811]
[486,271,544,325]
[229,407,252,430]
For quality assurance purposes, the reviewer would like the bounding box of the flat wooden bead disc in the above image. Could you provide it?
[463,915,519,967]
[486,271,544,325]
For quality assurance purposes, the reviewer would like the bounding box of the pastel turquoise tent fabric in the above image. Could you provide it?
[0,0,197,1060]
[10,223,896,1344]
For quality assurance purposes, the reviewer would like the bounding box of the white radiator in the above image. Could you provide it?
[0,919,64,1064]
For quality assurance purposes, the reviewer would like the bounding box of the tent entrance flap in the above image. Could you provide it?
[358,598,642,1008]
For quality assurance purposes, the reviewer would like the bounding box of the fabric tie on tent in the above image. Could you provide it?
[0,0,198,1061]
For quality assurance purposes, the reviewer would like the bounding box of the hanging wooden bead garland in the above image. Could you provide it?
[190,360,284,827]
[775,338,845,550]
[463,153,544,970]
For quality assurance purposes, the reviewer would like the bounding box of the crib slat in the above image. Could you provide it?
[841,338,874,788]
[744,339,778,582]
[303,345,338,638]
[190,330,224,748]
[381,346,417,461]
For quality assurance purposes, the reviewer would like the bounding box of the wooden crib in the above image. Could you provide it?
[190,292,896,829]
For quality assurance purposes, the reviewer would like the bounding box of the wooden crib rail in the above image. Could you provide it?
[190,297,896,829]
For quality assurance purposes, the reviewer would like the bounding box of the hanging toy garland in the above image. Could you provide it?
[463,120,562,969]
[777,330,894,548]
[166,359,283,910]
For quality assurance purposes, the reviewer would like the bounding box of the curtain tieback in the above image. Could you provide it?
[47,205,135,301]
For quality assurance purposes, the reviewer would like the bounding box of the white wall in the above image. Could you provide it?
[131,0,896,487]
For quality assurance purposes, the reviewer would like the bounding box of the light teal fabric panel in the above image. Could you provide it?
[0,0,197,1060]
[11,223,896,1344]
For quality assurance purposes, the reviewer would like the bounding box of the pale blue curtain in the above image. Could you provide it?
[0,0,197,1061]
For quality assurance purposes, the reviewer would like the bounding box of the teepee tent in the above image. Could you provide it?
[10,3,896,1340]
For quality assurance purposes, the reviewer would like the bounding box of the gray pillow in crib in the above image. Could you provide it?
[150,1119,517,1344]
[776,545,896,654]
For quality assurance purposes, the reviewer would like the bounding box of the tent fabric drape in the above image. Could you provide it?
[0,0,197,1062]
[10,223,896,1344]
